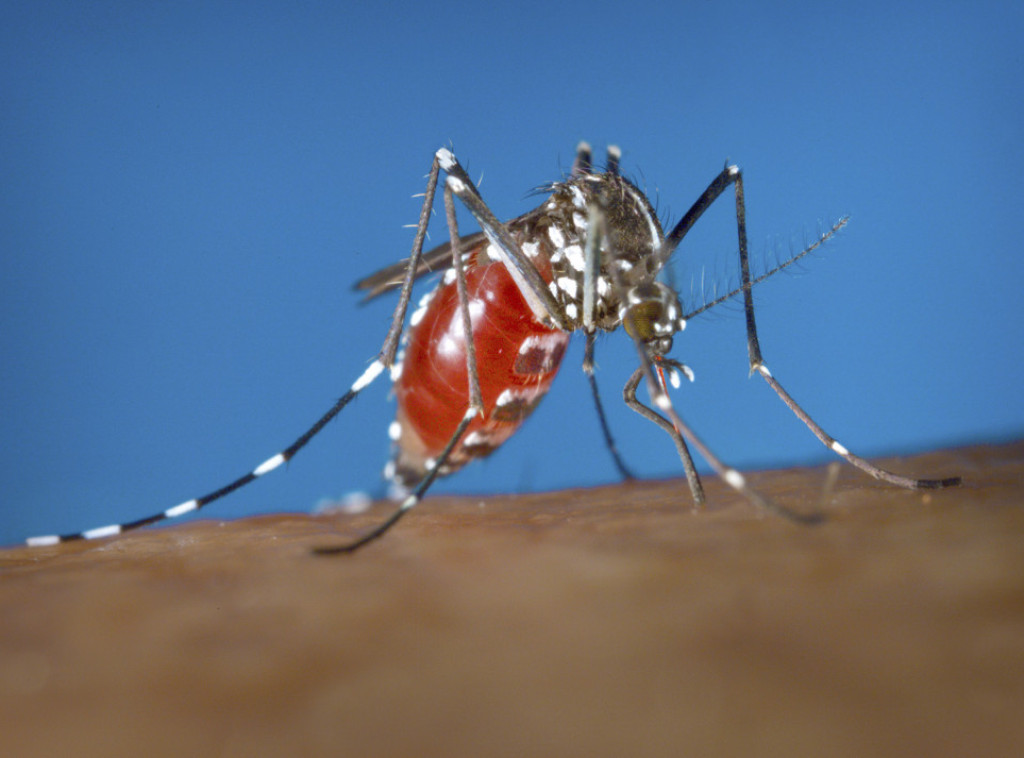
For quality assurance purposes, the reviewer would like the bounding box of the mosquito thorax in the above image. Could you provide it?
[536,171,666,332]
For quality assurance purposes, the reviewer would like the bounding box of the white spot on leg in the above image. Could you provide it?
[446,175,467,194]
[436,148,456,171]
[253,453,286,477]
[724,469,745,489]
[84,524,122,540]
[352,359,385,392]
[831,440,849,456]
[164,499,199,518]
[26,535,60,547]
[653,393,671,412]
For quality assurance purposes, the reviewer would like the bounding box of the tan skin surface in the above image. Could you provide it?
[2,442,1022,757]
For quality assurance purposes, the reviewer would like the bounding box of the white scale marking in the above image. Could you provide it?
[388,421,402,441]
[26,535,60,547]
[565,302,578,320]
[556,276,578,299]
[570,185,586,209]
[548,225,565,248]
[831,440,849,456]
[164,499,199,518]
[443,268,457,285]
[352,359,384,392]
[436,148,456,170]
[564,244,585,271]
[518,333,564,357]
[494,388,539,408]
[253,453,286,477]
[84,524,122,540]
[724,469,746,489]
[522,241,540,258]
[446,175,467,193]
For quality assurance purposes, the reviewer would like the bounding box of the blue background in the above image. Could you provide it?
[2,1,1021,545]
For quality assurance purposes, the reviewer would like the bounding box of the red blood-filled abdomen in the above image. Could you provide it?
[391,261,569,485]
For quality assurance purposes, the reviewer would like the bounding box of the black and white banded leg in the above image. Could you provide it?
[26,153,453,548]
[622,359,705,506]
[314,159,486,553]
[663,163,961,492]
[626,352,823,524]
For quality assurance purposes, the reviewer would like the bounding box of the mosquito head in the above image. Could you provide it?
[620,281,684,357]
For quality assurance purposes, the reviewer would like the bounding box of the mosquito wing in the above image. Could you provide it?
[355,206,548,301]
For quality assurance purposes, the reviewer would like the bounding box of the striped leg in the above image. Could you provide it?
[314,168,486,553]
[665,165,961,491]
[25,155,449,548]
[627,360,823,525]
[622,360,704,505]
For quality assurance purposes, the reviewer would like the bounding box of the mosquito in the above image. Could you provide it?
[26,143,960,552]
